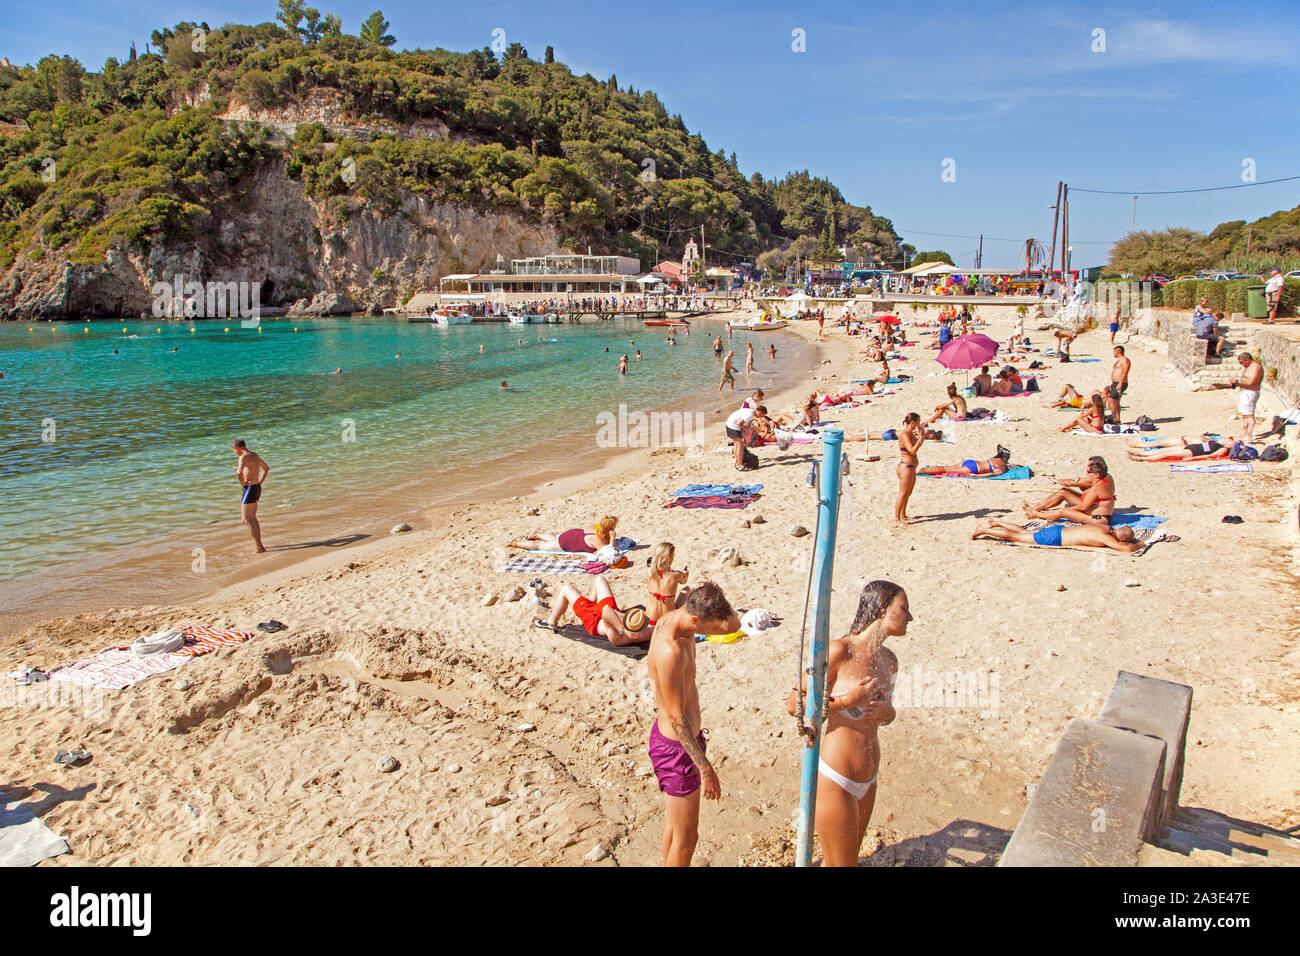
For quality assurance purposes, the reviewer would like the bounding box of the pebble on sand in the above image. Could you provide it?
[790,525,810,537]
[485,794,510,807]
[390,522,413,534]
[482,594,498,607]
[174,678,193,691]
[1124,579,1141,588]
[584,843,610,862]
[377,755,399,773]
[447,763,462,773]
[515,723,536,733]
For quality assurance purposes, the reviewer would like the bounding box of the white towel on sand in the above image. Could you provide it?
[0,801,69,867]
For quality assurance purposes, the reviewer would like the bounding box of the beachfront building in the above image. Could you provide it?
[438,253,641,299]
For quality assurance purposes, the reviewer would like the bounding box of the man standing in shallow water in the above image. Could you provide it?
[232,439,269,553]
[646,582,738,866]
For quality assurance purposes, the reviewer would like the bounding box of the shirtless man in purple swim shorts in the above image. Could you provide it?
[645,581,738,866]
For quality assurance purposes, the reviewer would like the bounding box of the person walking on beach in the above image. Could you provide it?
[787,580,907,866]
[895,413,923,526]
[646,581,738,866]
[745,342,756,378]
[718,350,736,392]
[232,439,269,553]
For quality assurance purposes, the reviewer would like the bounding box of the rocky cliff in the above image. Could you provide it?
[0,155,561,320]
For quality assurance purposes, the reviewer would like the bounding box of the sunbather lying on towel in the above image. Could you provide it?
[845,426,942,443]
[509,516,617,553]
[535,573,652,646]
[816,388,872,406]
[1126,439,1230,462]
[972,517,1144,552]
[916,445,1011,476]
[1024,455,1115,525]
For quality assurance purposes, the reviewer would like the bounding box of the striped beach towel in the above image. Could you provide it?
[174,624,256,657]
[498,555,592,575]
[1170,462,1253,474]
[47,648,186,690]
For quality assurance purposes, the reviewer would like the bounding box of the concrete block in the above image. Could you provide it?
[999,719,1165,867]
[1097,670,1192,829]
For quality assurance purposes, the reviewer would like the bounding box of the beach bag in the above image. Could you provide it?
[1026,378,1040,393]
[1135,415,1156,431]
[1260,444,1289,462]
[1228,441,1259,462]
[741,448,760,470]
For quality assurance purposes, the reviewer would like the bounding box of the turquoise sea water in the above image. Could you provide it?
[0,316,790,585]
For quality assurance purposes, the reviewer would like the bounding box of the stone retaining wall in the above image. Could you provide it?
[1128,308,1300,405]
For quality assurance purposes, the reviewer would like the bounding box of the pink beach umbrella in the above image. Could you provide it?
[937,333,999,370]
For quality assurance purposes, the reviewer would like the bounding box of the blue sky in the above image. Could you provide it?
[3,0,1299,267]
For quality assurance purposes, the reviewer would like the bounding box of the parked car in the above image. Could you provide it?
[1286,270,1300,280]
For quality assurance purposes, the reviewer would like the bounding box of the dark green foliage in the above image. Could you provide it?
[0,11,899,269]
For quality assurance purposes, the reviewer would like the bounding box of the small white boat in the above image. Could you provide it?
[729,311,789,331]
[507,312,543,325]
[432,307,473,326]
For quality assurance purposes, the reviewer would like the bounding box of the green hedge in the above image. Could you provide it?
[1162,279,1195,309]
[1160,277,1300,316]
[1223,279,1262,315]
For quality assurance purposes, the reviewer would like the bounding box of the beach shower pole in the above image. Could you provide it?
[796,428,845,867]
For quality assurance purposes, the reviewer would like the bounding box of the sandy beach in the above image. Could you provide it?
[4,310,1298,866]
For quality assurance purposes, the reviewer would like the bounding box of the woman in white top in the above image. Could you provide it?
[787,580,909,866]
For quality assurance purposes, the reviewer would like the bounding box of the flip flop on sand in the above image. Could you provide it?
[54,747,90,766]
[534,619,560,633]
[257,620,287,632]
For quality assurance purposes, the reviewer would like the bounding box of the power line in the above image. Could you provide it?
[1071,174,1300,196]
[895,227,1113,245]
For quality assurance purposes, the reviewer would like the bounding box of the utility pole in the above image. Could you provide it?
[1130,195,1137,234]
[1060,184,1070,278]
[1048,180,1063,277]
[975,234,983,269]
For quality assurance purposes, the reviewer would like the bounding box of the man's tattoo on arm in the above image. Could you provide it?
[671,717,709,770]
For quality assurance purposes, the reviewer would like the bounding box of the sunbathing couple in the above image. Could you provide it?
[973,365,1029,396]
[1023,455,1116,525]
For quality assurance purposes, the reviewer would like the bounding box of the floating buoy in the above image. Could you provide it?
[257,327,262,333]
[156,327,161,332]
[84,326,89,332]
[224,327,229,332]
[190,327,195,333]
[122,327,127,332]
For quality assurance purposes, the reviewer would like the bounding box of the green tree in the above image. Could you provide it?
[359,10,395,48]
[911,249,954,266]
[277,0,307,38]
[544,46,554,64]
